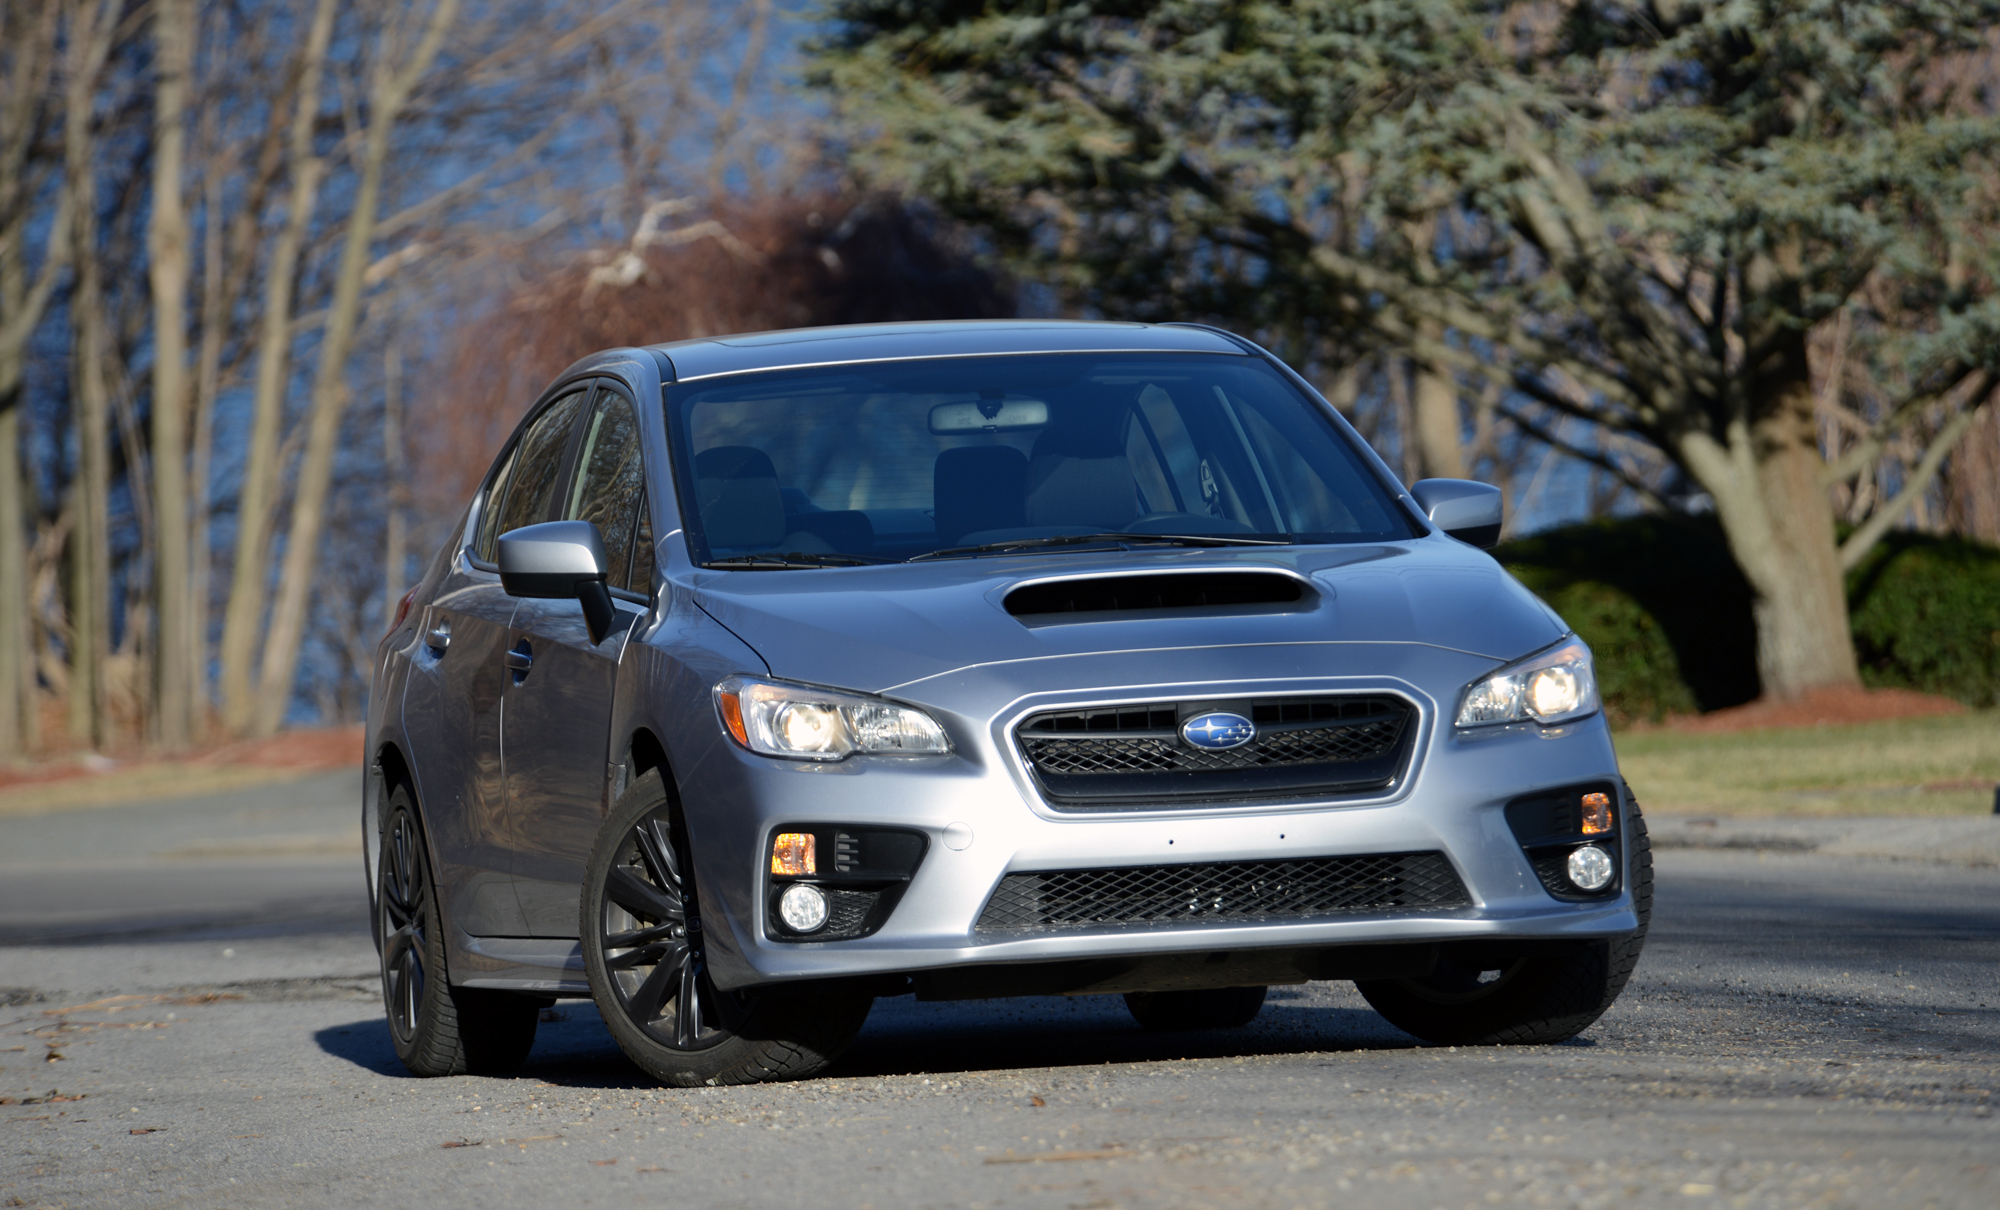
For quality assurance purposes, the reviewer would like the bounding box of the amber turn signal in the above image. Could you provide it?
[771,832,816,876]
[1581,791,1613,835]
[718,690,748,746]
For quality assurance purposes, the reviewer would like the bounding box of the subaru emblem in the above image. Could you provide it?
[1180,711,1256,751]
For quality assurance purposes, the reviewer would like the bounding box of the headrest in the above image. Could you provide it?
[1030,405,1129,461]
[934,446,1028,544]
[694,445,785,550]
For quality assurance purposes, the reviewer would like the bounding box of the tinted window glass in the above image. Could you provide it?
[472,444,520,564]
[565,392,645,591]
[626,491,654,594]
[493,390,588,543]
[665,353,1409,564]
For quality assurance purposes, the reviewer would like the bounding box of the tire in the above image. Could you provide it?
[1356,788,1653,1046]
[579,768,874,1086]
[376,785,540,1076]
[1124,985,1268,1032]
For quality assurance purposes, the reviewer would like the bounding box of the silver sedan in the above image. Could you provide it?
[364,320,1649,1086]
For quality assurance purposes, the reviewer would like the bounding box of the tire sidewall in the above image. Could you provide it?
[378,786,460,1073]
[580,768,872,1086]
[580,769,760,1086]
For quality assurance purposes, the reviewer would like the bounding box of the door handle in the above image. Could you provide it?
[425,613,451,652]
[504,640,533,679]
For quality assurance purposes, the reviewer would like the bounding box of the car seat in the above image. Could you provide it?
[1023,410,1141,530]
[933,446,1028,546]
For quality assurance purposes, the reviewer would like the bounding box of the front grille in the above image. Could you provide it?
[975,851,1468,933]
[1016,695,1414,807]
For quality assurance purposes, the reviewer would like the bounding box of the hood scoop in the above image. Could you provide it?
[1004,570,1311,626]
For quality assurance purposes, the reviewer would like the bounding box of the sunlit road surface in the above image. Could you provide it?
[2,779,1995,1209]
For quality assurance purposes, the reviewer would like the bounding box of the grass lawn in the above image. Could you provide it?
[1617,710,2000,816]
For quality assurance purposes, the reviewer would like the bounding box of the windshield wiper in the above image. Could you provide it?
[906,532,1288,562]
[702,552,888,570]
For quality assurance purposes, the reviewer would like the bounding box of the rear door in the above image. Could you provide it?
[502,382,653,936]
[404,386,589,936]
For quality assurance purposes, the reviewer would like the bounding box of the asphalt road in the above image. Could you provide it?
[2,777,1996,1209]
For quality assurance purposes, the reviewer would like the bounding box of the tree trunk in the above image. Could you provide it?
[147,0,195,750]
[0,403,26,757]
[216,0,338,737]
[255,0,459,732]
[64,0,118,750]
[1410,352,1467,480]
[382,341,405,620]
[1,0,67,757]
[1681,336,1860,700]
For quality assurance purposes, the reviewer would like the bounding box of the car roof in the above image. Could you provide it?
[638,320,1253,382]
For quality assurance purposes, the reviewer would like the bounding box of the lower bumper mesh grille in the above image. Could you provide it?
[974,851,1469,934]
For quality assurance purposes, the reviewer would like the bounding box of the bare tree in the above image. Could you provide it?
[254,0,460,734]
[217,0,339,738]
[0,0,70,757]
[146,0,194,750]
[61,0,121,749]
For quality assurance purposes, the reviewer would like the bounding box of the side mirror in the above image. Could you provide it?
[1409,479,1503,549]
[498,520,617,644]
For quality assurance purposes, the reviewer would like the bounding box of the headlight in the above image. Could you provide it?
[1456,638,1599,728]
[714,676,952,761]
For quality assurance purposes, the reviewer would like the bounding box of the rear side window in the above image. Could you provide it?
[485,389,589,557]
[566,392,646,592]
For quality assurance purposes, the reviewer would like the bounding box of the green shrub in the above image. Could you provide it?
[1847,533,2000,708]
[1495,518,2000,720]
[1498,516,1758,722]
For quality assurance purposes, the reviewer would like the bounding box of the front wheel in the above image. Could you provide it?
[1356,789,1653,1046]
[579,769,873,1086]
[376,785,539,1076]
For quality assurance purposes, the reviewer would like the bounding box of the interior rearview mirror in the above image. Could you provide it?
[1409,479,1504,549]
[497,519,617,644]
[928,397,1049,434]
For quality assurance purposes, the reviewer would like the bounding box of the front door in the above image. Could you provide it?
[405,573,521,936]
[412,385,590,936]
[502,384,653,936]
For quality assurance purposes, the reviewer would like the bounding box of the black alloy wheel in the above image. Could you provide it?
[581,769,874,1086]
[597,807,746,1051]
[378,801,431,1045]
[376,785,540,1076]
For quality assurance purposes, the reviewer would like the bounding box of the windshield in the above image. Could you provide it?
[666,352,1413,565]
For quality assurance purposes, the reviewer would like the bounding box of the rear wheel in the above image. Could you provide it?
[1124,985,1268,1032]
[580,769,873,1086]
[377,786,539,1076]
[1356,790,1653,1046]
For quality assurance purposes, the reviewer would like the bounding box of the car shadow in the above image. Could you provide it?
[313,984,1429,1087]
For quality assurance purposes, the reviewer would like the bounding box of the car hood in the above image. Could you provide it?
[681,539,1565,697]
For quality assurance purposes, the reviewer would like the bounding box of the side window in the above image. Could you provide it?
[565,392,646,591]
[472,444,521,563]
[626,491,654,595]
[490,389,589,550]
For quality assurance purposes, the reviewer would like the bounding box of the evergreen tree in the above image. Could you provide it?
[815,0,2000,698]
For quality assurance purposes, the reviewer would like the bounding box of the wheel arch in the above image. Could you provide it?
[623,727,671,793]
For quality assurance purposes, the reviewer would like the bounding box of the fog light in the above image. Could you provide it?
[1566,844,1614,891]
[778,883,829,933]
[770,832,816,876]
[1581,791,1613,835]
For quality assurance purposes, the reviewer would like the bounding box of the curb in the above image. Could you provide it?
[1650,815,2000,868]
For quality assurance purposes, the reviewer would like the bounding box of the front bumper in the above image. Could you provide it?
[680,645,1639,993]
